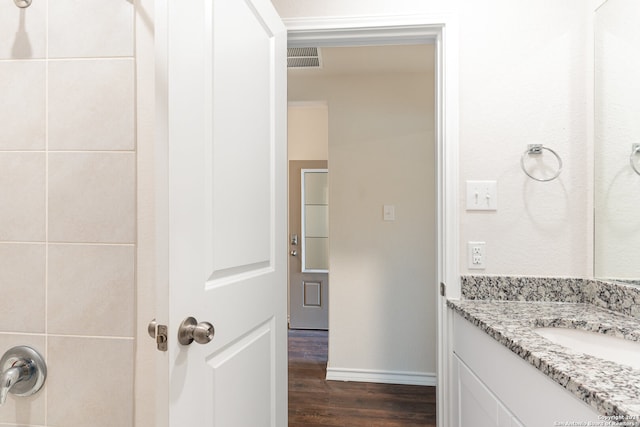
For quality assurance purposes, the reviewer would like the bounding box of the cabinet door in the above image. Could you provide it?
[457,355,524,427]
[497,402,512,427]
[498,402,525,427]
[457,355,499,427]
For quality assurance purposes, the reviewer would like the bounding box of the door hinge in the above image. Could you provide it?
[148,319,168,352]
[440,282,446,297]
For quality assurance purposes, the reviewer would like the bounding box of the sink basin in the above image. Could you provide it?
[534,327,640,370]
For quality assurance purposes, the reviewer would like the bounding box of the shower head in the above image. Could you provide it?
[14,0,32,8]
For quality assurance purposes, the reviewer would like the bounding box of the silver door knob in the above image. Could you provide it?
[290,250,297,256]
[178,317,215,345]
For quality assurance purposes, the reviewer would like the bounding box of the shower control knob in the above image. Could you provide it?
[178,317,215,345]
[14,0,32,8]
[0,346,46,406]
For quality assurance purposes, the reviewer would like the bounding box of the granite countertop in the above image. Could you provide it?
[448,299,640,425]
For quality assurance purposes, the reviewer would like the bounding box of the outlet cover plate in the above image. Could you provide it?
[467,241,486,269]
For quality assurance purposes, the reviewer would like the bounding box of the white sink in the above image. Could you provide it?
[535,327,640,370]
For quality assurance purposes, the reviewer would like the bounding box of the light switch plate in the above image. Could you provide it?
[466,180,498,211]
[383,205,395,221]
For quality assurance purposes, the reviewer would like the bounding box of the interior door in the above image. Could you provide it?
[155,0,287,426]
[289,162,329,329]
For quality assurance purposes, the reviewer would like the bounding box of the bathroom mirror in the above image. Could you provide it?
[593,0,640,284]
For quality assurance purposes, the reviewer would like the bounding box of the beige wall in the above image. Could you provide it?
[0,1,135,426]
[288,102,329,160]
[289,64,437,377]
[275,0,593,278]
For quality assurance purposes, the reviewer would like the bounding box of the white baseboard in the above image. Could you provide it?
[325,367,436,386]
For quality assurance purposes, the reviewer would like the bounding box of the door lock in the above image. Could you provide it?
[178,317,215,345]
[148,319,168,352]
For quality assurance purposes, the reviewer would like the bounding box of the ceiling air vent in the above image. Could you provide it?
[287,47,322,69]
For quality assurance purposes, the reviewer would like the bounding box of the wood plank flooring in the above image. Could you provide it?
[288,329,437,426]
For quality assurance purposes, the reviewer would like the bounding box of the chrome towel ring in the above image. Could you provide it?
[631,144,640,176]
[520,144,563,182]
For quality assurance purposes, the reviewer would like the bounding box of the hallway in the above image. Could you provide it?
[288,329,437,426]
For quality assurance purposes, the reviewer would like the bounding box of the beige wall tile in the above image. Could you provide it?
[47,336,134,427]
[0,153,45,241]
[0,334,46,425]
[48,152,135,243]
[0,244,45,333]
[0,2,138,427]
[48,244,134,337]
[48,0,133,58]
[48,59,135,151]
[0,1,46,59]
[0,61,45,150]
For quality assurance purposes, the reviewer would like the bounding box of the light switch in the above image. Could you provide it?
[466,180,498,211]
[383,205,395,221]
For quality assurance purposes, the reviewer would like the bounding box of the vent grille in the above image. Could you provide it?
[287,47,321,69]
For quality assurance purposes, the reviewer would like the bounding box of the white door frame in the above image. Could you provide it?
[286,15,460,427]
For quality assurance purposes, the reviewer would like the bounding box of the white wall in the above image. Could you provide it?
[289,66,437,379]
[594,0,640,279]
[274,0,593,278]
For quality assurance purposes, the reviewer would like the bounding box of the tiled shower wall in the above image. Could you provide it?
[0,1,135,426]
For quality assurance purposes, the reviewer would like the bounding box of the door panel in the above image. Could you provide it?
[303,281,322,306]
[157,0,287,425]
[208,320,273,426]
[210,0,273,274]
[289,160,329,329]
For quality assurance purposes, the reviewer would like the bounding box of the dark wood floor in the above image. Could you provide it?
[288,329,437,426]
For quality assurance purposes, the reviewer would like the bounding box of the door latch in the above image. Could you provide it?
[148,319,168,352]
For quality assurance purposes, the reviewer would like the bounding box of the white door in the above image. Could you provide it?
[154,0,287,426]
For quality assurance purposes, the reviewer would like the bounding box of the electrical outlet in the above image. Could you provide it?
[468,242,486,269]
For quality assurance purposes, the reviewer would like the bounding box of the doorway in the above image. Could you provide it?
[287,40,438,387]
[141,12,459,427]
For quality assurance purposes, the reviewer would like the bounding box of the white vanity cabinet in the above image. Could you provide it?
[451,310,601,427]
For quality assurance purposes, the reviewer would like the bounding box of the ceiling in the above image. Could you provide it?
[288,44,435,76]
